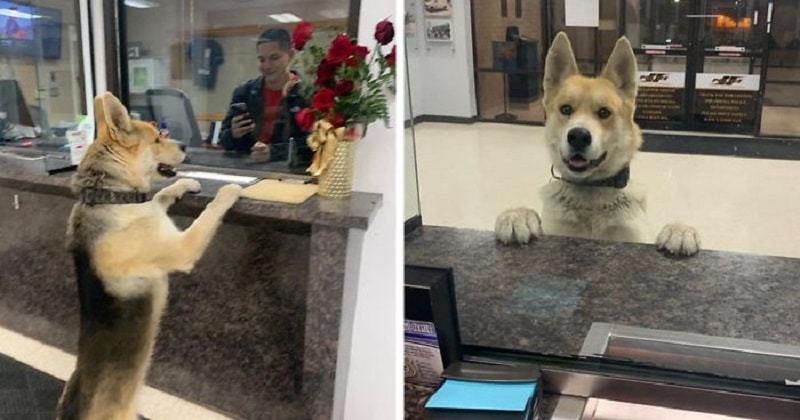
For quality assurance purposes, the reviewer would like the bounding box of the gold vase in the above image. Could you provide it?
[317,124,364,199]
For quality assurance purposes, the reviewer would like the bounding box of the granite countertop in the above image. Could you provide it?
[0,165,381,230]
[405,226,800,357]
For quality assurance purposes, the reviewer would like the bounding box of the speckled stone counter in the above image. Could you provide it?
[0,166,382,419]
[405,226,800,357]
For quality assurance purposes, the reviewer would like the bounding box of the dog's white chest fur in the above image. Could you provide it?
[539,181,649,243]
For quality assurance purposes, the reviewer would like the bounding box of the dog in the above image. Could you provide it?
[56,92,242,420]
[495,32,700,257]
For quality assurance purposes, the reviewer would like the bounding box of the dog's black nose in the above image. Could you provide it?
[567,127,592,149]
[179,142,187,152]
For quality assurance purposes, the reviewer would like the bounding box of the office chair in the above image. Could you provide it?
[28,105,50,136]
[145,88,203,147]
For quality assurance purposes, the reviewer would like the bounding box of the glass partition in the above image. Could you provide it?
[405,0,800,394]
[0,0,91,173]
[120,0,358,175]
[405,42,421,223]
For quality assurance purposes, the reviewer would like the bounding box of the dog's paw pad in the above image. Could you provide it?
[495,208,542,245]
[656,223,701,257]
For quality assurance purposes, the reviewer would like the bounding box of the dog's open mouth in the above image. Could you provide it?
[157,163,177,177]
[564,152,607,172]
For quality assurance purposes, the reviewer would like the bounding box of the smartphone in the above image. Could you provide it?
[230,102,248,116]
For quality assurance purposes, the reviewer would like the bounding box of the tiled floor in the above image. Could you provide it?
[410,122,800,258]
[0,353,62,420]
[0,327,230,420]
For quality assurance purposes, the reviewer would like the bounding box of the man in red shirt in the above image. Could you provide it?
[219,28,311,166]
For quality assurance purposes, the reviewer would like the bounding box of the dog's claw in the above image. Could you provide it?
[495,207,543,245]
[656,223,701,257]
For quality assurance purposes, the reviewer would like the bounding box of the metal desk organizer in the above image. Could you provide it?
[550,322,800,419]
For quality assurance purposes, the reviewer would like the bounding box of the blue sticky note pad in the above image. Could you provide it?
[425,379,537,412]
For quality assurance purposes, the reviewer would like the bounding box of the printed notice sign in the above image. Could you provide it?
[565,0,599,27]
[635,71,685,125]
[404,320,444,387]
[694,73,760,131]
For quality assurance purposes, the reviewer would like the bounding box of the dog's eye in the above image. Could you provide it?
[597,108,611,119]
[559,105,573,116]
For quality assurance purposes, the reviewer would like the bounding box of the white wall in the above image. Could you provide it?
[334,0,401,419]
[407,0,477,118]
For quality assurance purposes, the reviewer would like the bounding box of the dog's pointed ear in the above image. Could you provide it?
[98,92,135,147]
[543,32,578,104]
[601,36,638,99]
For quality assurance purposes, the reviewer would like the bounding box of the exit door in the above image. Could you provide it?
[629,0,770,134]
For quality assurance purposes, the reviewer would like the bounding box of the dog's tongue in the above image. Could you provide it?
[569,157,590,168]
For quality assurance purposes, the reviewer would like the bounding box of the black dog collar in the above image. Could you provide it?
[79,189,147,205]
[551,166,630,189]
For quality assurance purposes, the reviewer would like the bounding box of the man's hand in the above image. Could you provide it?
[231,113,255,139]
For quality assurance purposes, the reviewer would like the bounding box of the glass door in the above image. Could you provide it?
[758,0,800,137]
[692,0,769,134]
[625,0,768,134]
[627,0,693,130]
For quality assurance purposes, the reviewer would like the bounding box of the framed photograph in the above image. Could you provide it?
[425,18,452,42]
[424,0,452,17]
[405,264,462,387]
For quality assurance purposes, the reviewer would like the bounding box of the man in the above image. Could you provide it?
[219,28,311,166]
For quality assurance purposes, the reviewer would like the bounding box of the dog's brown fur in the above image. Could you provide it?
[495,33,700,256]
[56,92,242,420]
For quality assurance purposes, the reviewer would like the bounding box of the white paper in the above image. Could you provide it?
[565,0,599,27]
[695,73,760,91]
[66,130,89,166]
[178,171,258,185]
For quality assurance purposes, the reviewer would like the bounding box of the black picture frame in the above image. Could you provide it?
[405,264,463,368]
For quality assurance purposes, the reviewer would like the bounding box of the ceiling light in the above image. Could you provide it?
[319,9,348,19]
[269,13,302,23]
[0,8,42,19]
[124,0,160,9]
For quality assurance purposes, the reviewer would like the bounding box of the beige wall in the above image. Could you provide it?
[3,0,85,125]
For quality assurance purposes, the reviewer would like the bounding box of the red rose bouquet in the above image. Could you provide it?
[291,19,396,133]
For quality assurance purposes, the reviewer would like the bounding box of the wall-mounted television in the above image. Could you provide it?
[0,0,63,60]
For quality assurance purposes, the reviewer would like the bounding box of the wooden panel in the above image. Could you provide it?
[197,112,225,122]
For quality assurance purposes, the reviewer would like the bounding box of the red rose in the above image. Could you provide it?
[328,113,345,128]
[292,21,313,50]
[295,108,315,131]
[386,45,396,68]
[311,88,336,114]
[374,20,394,45]
[315,59,337,86]
[346,45,369,68]
[326,34,356,64]
[335,80,355,96]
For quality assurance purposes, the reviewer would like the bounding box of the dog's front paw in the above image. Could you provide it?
[495,207,542,245]
[175,178,202,194]
[212,184,243,209]
[656,223,701,257]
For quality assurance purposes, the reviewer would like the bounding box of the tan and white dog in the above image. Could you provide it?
[495,32,700,257]
[56,92,242,419]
